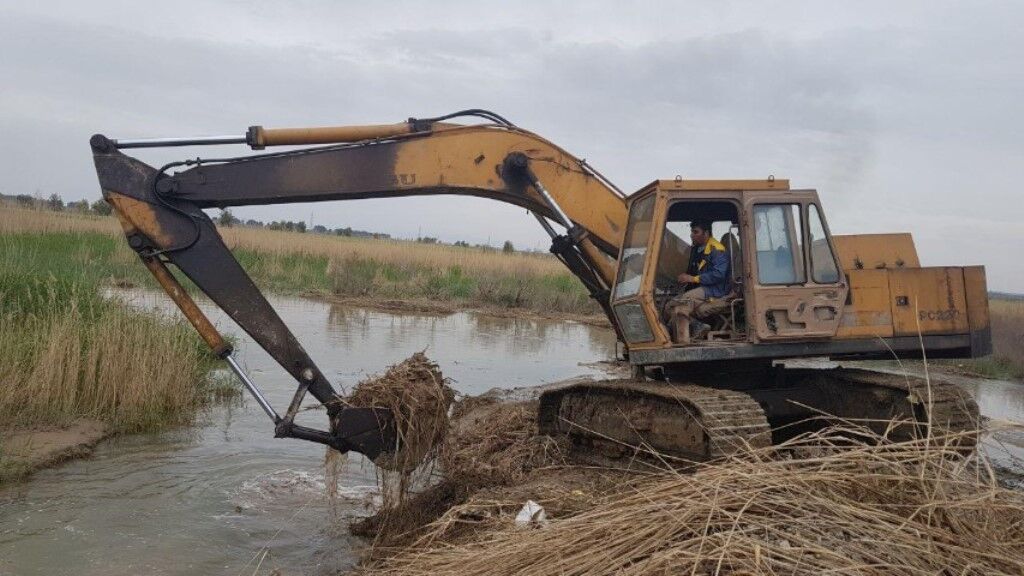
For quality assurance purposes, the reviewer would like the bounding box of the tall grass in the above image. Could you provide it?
[0,294,216,432]
[0,207,599,314]
[0,230,220,433]
[223,223,596,313]
[985,298,1024,378]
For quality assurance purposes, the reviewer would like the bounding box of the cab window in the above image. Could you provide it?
[753,204,805,285]
[808,204,840,284]
[613,194,655,300]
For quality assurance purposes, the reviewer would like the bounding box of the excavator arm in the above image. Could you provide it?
[88,110,628,459]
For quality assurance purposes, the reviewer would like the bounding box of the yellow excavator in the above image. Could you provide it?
[89,110,985,463]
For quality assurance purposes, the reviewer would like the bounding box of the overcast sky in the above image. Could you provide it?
[2,1,1021,290]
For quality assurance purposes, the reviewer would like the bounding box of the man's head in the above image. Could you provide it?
[690,220,713,247]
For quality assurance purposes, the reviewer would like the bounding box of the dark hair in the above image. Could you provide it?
[690,220,713,234]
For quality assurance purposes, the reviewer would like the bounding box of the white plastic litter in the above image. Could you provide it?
[514,500,548,529]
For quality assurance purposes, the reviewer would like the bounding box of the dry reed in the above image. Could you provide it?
[357,424,1024,576]
[342,353,456,552]
[0,208,566,278]
[990,297,1024,376]
[440,400,567,487]
[351,398,569,553]
[0,293,215,432]
[227,226,566,279]
[0,207,121,235]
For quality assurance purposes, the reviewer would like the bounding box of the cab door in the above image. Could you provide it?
[609,192,664,346]
[744,194,848,341]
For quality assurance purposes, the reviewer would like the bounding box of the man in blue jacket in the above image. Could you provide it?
[669,220,732,343]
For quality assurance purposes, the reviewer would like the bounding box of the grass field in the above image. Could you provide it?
[0,225,224,439]
[968,297,1024,379]
[0,207,598,314]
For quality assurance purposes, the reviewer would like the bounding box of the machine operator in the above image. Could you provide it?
[669,220,731,343]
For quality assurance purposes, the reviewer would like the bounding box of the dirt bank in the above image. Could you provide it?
[0,420,109,483]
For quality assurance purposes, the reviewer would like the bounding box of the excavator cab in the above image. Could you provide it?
[610,178,850,362]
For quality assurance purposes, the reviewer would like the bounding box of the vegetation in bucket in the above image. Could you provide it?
[341,352,456,550]
[346,352,455,475]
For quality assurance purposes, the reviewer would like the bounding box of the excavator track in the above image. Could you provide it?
[789,368,981,445]
[538,379,772,464]
[538,368,979,466]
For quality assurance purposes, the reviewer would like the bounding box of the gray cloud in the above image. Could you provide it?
[1,2,1021,289]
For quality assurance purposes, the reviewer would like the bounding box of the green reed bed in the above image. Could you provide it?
[0,233,224,435]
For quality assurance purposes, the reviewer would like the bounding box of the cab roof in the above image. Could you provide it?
[629,178,790,199]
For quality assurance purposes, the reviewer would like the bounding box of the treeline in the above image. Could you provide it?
[414,237,514,253]
[991,291,1024,301]
[2,193,520,253]
[216,209,391,239]
[218,210,517,252]
[1,193,112,215]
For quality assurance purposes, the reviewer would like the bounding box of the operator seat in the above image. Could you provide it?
[707,231,744,339]
[720,231,742,286]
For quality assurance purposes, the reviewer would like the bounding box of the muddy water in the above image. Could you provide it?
[0,291,617,576]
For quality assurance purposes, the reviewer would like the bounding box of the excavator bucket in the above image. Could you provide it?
[331,407,396,461]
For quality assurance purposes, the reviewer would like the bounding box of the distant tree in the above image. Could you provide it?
[67,199,90,212]
[218,209,237,227]
[502,240,515,254]
[335,227,353,237]
[453,240,470,247]
[244,219,263,227]
[295,221,306,233]
[90,199,112,215]
[313,224,327,234]
[16,194,35,207]
[47,193,64,211]
[417,236,438,244]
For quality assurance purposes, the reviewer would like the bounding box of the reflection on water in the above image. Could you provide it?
[957,377,1024,476]
[0,291,616,576]
[325,304,614,394]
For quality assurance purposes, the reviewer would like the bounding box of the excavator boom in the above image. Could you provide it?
[89,111,628,459]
